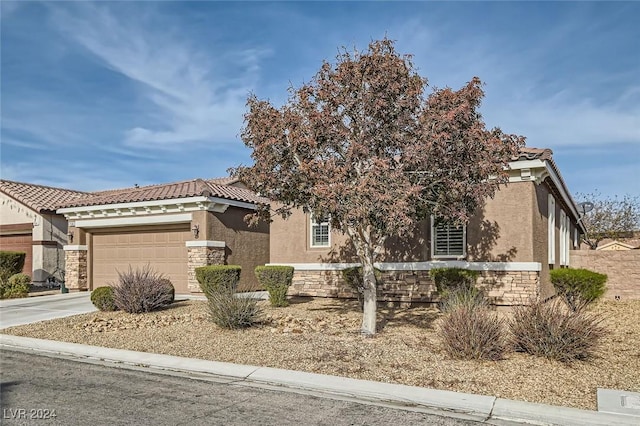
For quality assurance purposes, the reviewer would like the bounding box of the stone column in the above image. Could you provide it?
[186,241,226,292]
[63,245,88,291]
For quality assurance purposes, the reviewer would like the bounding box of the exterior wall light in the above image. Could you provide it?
[67,230,74,243]
[192,225,200,239]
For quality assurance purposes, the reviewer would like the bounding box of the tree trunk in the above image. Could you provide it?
[360,259,377,335]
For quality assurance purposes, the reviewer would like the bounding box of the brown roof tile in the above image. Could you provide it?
[513,147,553,162]
[0,180,90,213]
[56,178,268,209]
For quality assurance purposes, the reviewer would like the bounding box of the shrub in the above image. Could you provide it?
[341,266,381,311]
[0,273,31,299]
[0,251,26,282]
[112,265,174,314]
[160,278,175,304]
[255,265,294,307]
[439,285,486,313]
[550,268,607,311]
[206,288,262,329]
[510,299,605,363]
[439,304,506,361]
[196,265,241,299]
[90,286,117,311]
[430,267,479,296]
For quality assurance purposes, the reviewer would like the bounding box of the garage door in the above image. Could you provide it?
[0,233,33,277]
[91,226,190,293]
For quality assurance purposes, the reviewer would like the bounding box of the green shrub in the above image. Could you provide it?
[0,251,27,282]
[510,299,605,363]
[439,304,507,361]
[0,273,31,299]
[255,265,294,307]
[550,268,607,311]
[112,265,174,313]
[196,265,241,299]
[91,286,117,311]
[341,266,381,311]
[430,268,481,311]
[206,288,262,329]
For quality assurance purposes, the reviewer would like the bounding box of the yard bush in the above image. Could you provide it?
[439,304,506,361]
[341,266,382,311]
[112,265,174,314]
[90,286,117,311]
[510,299,605,363]
[438,285,486,313]
[255,265,294,307]
[430,267,479,295]
[206,288,262,329]
[196,265,241,298]
[0,273,31,299]
[550,268,607,311]
[0,251,26,282]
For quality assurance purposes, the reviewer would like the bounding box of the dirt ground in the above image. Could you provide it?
[3,297,639,411]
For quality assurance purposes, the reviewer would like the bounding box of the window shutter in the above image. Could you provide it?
[432,219,466,257]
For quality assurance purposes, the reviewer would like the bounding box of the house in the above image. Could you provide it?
[268,147,587,306]
[56,178,270,293]
[0,180,88,285]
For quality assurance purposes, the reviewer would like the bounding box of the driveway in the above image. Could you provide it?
[0,293,96,329]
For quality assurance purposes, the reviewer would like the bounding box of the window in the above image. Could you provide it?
[310,215,330,247]
[431,217,466,258]
[548,194,556,264]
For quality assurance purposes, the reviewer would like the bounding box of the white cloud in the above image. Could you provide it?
[48,3,266,149]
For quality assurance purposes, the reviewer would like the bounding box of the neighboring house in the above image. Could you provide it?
[596,241,638,251]
[268,147,587,306]
[0,180,88,284]
[56,178,269,294]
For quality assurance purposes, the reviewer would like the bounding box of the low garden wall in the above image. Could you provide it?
[570,250,640,300]
[289,267,540,306]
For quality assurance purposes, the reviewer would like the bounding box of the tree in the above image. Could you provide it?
[576,191,640,249]
[232,39,524,335]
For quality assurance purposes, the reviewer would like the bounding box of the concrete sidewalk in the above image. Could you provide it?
[0,334,637,426]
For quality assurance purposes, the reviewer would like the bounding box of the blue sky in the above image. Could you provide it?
[1,2,639,199]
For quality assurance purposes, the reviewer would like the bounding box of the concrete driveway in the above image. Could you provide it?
[0,293,96,329]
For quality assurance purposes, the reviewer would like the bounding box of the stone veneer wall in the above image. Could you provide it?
[289,269,540,306]
[187,246,226,292]
[64,249,87,291]
[569,250,640,300]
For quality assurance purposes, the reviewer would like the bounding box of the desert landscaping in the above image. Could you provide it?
[3,296,639,411]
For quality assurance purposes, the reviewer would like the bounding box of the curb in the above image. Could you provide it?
[0,334,637,426]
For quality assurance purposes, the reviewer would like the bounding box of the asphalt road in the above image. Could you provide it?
[0,349,482,426]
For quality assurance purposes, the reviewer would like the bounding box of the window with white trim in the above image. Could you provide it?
[574,227,579,249]
[548,194,556,264]
[565,215,571,265]
[310,215,330,248]
[431,217,466,258]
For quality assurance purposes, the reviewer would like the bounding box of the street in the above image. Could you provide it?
[1,349,482,426]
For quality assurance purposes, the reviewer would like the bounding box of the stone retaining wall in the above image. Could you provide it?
[570,250,640,300]
[289,269,540,306]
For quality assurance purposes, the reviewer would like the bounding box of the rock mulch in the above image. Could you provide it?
[3,297,639,411]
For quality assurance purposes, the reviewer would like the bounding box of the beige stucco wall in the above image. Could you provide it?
[204,207,270,291]
[569,250,640,300]
[271,181,548,265]
[0,194,36,224]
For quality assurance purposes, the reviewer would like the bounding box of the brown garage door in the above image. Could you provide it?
[0,233,33,277]
[91,226,190,293]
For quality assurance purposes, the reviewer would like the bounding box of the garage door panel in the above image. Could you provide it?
[92,227,190,293]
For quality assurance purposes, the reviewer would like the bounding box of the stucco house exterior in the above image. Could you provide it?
[268,147,587,306]
[56,178,269,294]
[0,180,87,285]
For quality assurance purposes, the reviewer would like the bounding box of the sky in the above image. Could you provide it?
[1,1,639,200]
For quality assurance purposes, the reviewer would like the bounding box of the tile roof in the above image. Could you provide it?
[56,178,269,209]
[512,147,553,162]
[0,180,90,213]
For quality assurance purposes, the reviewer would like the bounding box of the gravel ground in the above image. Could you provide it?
[3,297,639,411]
